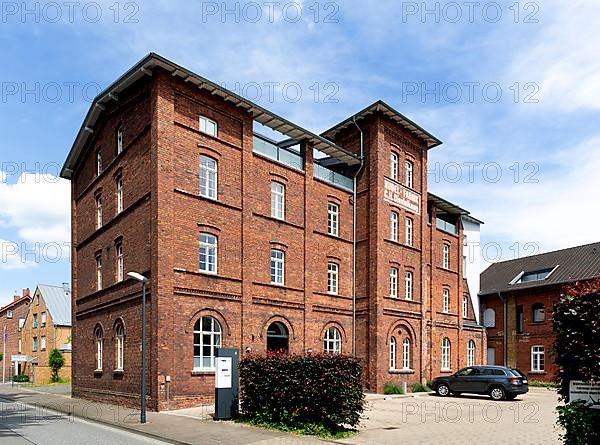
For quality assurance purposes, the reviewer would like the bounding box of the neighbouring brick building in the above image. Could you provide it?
[479,242,600,381]
[61,53,485,410]
[0,289,31,380]
[20,284,72,383]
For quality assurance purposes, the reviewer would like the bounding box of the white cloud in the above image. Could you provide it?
[0,171,5,183]
[0,239,37,270]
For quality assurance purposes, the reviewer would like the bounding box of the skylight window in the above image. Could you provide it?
[511,266,558,285]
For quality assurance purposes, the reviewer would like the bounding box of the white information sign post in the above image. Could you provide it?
[215,357,232,389]
[569,380,600,409]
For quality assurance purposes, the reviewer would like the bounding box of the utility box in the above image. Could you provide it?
[214,348,239,420]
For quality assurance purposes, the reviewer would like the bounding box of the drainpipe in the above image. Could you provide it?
[351,116,365,357]
[498,291,508,366]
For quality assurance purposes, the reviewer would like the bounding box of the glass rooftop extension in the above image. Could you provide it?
[313,163,353,191]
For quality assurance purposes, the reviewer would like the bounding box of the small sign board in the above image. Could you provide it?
[11,355,28,362]
[569,380,600,409]
[383,178,421,215]
[215,357,232,389]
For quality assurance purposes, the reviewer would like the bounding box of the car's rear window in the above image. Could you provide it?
[510,368,527,378]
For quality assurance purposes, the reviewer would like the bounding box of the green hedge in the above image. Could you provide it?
[239,354,365,429]
[13,374,29,382]
[556,401,600,445]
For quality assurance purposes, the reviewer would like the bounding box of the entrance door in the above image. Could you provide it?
[266,322,289,353]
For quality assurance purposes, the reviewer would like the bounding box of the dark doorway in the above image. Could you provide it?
[266,322,289,353]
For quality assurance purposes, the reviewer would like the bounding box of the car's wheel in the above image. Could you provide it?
[436,383,450,397]
[489,386,506,401]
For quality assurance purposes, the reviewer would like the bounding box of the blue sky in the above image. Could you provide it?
[1,0,599,306]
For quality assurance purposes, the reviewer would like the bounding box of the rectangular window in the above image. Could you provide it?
[462,296,468,318]
[405,217,413,246]
[327,263,339,295]
[405,271,413,300]
[199,233,218,274]
[199,156,218,199]
[443,289,450,313]
[41,336,46,350]
[390,152,398,181]
[117,127,124,154]
[271,182,285,220]
[199,116,218,137]
[405,160,413,188]
[33,314,38,328]
[443,244,450,269]
[96,151,102,177]
[390,211,398,242]
[96,196,103,229]
[390,267,398,298]
[36,295,40,305]
[271,249,285,285]
[6,309,12,319]
[18,339,21,353]
[516,305,524,333]
[463,255,467,278]
[531,346,545,372]
[327,202,339,236]
[116,176,123,214]
[116,242,124,282]
[96,255,102,291]
[41,312,46,327]
[32,337,38,352]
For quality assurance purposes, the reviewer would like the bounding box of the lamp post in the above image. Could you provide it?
[127,271,149,424]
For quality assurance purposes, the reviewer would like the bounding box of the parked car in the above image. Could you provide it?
[432,366,529,400]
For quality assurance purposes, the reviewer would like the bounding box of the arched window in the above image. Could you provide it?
[402,337,411,369]
[95,327,103,371]
[390,152,399,181]
[267,321,289,353]
[115,323,125,371]
[405,160,413,188]
[323,327,341,354]
[194,316,222,370]
[389,336,397,370]
[532,303,545,322]
[483,308,496,328]
[200,155,218,199]
[441,337,451,370]
[467,340,476,367]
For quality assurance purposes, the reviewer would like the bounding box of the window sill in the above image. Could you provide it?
[389,368,415,374]
[191,369,215,376]
[529,371,546,374]
[94,369,103,375]
[113,369,124,375]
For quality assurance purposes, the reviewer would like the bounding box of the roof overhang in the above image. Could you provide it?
[321,100,442,149]
[61,53,360,179]
[428,193,469,215]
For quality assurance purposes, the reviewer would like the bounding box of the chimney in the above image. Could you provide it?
[22,288,30,298]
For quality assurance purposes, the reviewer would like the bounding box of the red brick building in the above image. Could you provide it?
[61,53,485,410]
[479,242,600,381]
[0,289,31,380]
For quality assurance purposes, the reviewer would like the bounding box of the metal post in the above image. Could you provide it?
[141,281,146,424]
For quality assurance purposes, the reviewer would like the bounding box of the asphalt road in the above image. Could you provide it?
[0,397,169,445]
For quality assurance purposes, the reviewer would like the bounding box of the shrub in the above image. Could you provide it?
[556,401,600,445]
[48,348,65,383]
[426,379,434,390]
[383,382,404,395]
[412,382,429,392]
[13,374,29,382]
[239,353,364,433]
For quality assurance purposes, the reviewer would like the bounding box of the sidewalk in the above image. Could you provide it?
[0,384,324,445]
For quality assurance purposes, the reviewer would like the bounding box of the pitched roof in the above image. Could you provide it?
[37,284,71,326]
[0,295,31,314]
[479,242,600,296]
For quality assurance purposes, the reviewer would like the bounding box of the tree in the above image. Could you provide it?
[48,348,65,383]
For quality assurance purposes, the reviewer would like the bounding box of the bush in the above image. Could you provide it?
[13,374,29,382]
[412,382,430,392]
[556,401,600,445]
[383,382,404,395]
[426,379,434,390]
[239,353,364,434]
[48,348,65,383]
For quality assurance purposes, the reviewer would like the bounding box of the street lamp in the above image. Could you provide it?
[127,271,149,424]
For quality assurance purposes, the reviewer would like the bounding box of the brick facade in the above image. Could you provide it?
[0,290,31,380]
[65,57,485,411]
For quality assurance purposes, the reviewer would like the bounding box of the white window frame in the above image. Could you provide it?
[483,308,496,328]
[323,326,341,354]
[389,336,397,370]
[443,289,450,313]
[327,202,339,236]
[33,313,38,328]
[405,271,413,300]
[199,233,218,274]
[390,267,398,298]
[117,127,124,155]
[390,152,399,181]
[271,182,285,220]
[443,244,450,269]
[390,211,398,242]
[441,337,451,370]
[116,324,125,371]
[531,345,545,372]
[405,217,413,246]
[41,312,46,327]
[96,328,103,371]
[96,195,103,229]
[194,316,222,371]
[6,309,12,319]
[271,249,285,285]
[462,295,469,318]
[402,337,411,369]
[32,337,38,352]
[199,115,218,137]
[467,340,476,367]
[96,255,102,291]
[327,262,339,295]
[96,151,102,177]
[405,160,413,188]
[200,155,218,200]
[116,242,124,282]
[18,338,21,353]
[116,176,123,214]
[41,336,46,351]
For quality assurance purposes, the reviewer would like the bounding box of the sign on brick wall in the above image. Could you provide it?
[569,380,600,409]
[383,178,421,214]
